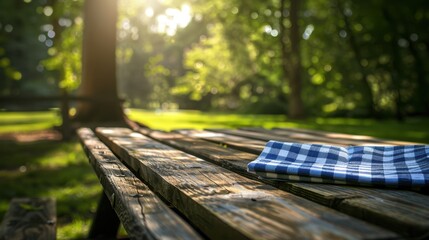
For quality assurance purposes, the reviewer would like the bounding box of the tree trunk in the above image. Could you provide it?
[280,0,305,119]
[338,1,376,117]
[408,39,429,114]
[74,0,124,123]
[382,8,404,121]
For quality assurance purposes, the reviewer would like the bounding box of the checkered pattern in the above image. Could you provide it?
[247,140,429,187]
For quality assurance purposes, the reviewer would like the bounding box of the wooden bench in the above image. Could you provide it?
[0,198,56,240]
[77,126,429,239]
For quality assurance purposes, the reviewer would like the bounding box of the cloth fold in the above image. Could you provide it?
[247,140,429,187]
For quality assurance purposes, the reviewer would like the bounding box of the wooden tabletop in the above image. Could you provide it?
[78,126,429,240]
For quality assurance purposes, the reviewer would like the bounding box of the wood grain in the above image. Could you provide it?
[273,127,421,144]
[77,128,201,240]
[0,198,56,240]
[148,129,429,238]
[148,130,256,179]
[96,127,397,240]
[208,128,350,146]
[174,129,266,154]
[241,127,421,145]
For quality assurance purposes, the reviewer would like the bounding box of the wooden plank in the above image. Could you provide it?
[96,127,397,240]
[0,198,56,240]
[272,127,417,144]
[77,128,202,240]
[281,183,429,237]
[242,127,421,145]
[240,127,372,146]
[208,128,349,146]
[147,129,429,238]
[149,130,257,180]
[174,129,266,154]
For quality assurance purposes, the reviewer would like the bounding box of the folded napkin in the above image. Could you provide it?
[247,141,429,187]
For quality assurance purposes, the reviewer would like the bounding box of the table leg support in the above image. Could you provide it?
[88,192,120,239]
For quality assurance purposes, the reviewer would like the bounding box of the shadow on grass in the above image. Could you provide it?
[0,119,56,126]
[0,139,101,239]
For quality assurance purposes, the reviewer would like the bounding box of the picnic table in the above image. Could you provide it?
[77,126,429,240]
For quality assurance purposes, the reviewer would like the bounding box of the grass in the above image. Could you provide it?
[0,140,101,239]
[127,109,429,143]
[0,109,428,239]
[2,109,427,143]
[0,110,100,239]
[0,110,61,133]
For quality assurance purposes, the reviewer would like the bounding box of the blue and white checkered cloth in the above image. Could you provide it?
[247,141,429,187]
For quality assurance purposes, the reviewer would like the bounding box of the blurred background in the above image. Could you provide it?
[1,0,429,118]
[1,0,429,238]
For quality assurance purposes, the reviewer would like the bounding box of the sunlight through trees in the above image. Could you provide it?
[1,0,429,119]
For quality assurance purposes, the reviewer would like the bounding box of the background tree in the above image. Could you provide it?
[74,0,124,123]
[280,0,305,118]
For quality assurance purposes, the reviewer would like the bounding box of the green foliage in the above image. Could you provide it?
[117,0,170,109]
[146,55,171,107]
[299,0,429,117]
[43,18,83,90]
[175,24,248,103]
[0,0,50,95]
[172,0,429,116]
[1,0,429,118]
[43,0,83,91]
[0,0,83,96]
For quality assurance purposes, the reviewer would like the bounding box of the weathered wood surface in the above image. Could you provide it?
[174,129,266,155]
[96,127,397,240]
[270,127,421,145]
[77,128,201,240]
[148,130,257,180]
[208,128,349,146]
[0,198,56,240]
[149,129,429,238]
[244,127,420,145]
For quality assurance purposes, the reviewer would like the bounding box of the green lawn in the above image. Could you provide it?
[0,109,428,239]
[1,109,427,143]
[128,109,429,143]
[0,110,61,133]
[0,110,100,239]
[0,140,100,239]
